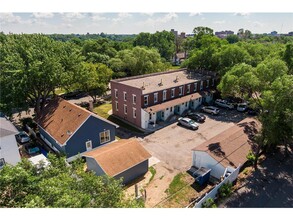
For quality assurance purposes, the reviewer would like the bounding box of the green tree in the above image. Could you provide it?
[0,154,143,208]
[282,43,293,74]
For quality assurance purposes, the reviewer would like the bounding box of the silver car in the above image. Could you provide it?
[178,117,199,130]
[15,131,31,144]
[214,99,234,110]
[201,106,220,115]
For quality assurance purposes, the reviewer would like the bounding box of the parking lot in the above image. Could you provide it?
[139,108,247,172]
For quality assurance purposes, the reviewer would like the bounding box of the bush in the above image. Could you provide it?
[246,150,256,165]
[202,198,217,208]
[218,182,233,199]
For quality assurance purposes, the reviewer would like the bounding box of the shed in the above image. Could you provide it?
[83,138,151,184]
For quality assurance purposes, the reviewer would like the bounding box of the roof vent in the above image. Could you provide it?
[69,109,72,112]
[141,82,145,90]
[78,113,81,117]
[67,130,72,135]
[63,105,66,108]
[61,134,64,137]
[158,79,163,86]
[174,76,179,83]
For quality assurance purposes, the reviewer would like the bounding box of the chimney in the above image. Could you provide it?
[159,79,163,86]
[174,76,179,83]
[141,82,145,90]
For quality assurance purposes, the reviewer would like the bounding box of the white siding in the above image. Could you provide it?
[192,151,226,179]
[0,135,21,166]
[141,109,149,129]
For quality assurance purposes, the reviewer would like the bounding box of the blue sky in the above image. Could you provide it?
[1,0,292,35]
[1,12,292,35]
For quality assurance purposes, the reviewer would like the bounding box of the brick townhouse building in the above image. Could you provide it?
[110,68,218,130]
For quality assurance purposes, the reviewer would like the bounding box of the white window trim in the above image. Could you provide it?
[133,107,136,118]
[187,84,190,93]
[154,92,158,103]
[194,82,198,92]
[179,86,183,96]
[85,140,92,151]
[124,104,127,114]
[171,88,175,98]
[123,92,127,101]
[115,101,118,111]
[163,90,167,101]
[99,130,111,144]
[115,89,118,98]
[144,95,149,106]
[132,94,136,104]
[200,81,203,90]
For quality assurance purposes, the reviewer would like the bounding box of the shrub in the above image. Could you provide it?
[218,182,233,199]
[246,150,256,165]
[202,198,217,208]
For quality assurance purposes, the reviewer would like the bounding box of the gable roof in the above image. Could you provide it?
[83,139,151,177]
[192,118,259,168]
[36,97,118,145]
[0,117,19,138]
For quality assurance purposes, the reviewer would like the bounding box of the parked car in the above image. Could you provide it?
[186,112,206,123]
[201,106,220,115]
[247,107,260,116]
[237,103,248,112]
[24,142,40,155]
[16,131,31,144]
[214,99,234,110]
[178,117,199,130]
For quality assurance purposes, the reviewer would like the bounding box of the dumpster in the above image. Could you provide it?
[188,166,211,186]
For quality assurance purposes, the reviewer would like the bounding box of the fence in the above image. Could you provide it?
[193,165,241,208]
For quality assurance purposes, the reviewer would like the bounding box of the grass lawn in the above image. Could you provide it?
[158,172,199,208]
[148,166,157,184]
[93,103,143,133]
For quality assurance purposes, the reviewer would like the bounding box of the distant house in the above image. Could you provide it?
[191,118,259,180]
[36,97,119,162]
[83,138,151,184]
[0,116,21,168]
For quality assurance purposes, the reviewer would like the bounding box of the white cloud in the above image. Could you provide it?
[0,13,22,25]
[234,12,250,17]
[189,12,202,16]
[32,13,54,19]
[62,13,85,21]
[112,13,132,23]
[137,13,178,27]
[251,21,265,28]
[91,14,107,21]
[141,12,154,17]
[161,13,178,23]
[214,20,226,24]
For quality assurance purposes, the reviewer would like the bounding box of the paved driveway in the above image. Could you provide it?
[139,109,247,172]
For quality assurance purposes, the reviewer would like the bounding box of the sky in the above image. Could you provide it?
[0,0,292,35]
[1,12,292,35]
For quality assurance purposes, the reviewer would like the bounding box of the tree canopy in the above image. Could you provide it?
[0,154,143,208]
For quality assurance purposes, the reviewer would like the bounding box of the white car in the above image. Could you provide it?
[214,99,234,110]
[178,117,199,130]
[201,106,220,115]
[237,103,248,112]
[15,131,31,144]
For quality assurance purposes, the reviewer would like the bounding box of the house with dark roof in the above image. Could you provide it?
[111,68,218,130]
[191,118,259,179]
[0,116,21,168]
[36,97,119,161]
[83,138,151,184]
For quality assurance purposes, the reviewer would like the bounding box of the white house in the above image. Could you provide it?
[191,118,259,179]
[0,117,21,168]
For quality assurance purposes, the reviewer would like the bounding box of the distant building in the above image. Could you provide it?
[270,31,278,36]
[215,30,234,38]
[110,68,218,130]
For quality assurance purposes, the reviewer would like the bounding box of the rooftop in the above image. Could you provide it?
[112,69,216,94]
[192,118,260,168]
[83,138,151,177]
[36,97,118,145]
[0,117,19,138]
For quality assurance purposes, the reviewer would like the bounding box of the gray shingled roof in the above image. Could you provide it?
[0,117,19,138]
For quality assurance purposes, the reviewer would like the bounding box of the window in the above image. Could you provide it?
[124,104,127,114]
[185,102,188,107]
[161,111,164,118]
[200,81,203,90]
[115,101,118,111]
[206,80,209,88]
[154,93,158,103]
[187,84,190,93]
[179,86,183,96]
[115,89,118,98]
[100,130,110,144]
[171,88,175,98]
[85,140,92,151]
[133,108,136,118]
[170,107,173,112]
[0,158,5,169]
[191,101,194,107]
[132,94,136,104]
[149,113,152,120]
[163,90,167,101]
[212,78,215,86]
[123,92,127,101]
[144,95,148,106]
[194,82,198,92]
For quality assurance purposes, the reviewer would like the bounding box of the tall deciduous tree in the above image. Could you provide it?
[0,154,143,208]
